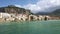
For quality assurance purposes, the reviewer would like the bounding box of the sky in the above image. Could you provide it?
[0,0,38,6]
[0,0,60,13]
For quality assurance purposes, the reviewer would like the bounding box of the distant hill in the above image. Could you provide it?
[36,9,60,16]
[49,9,60,16]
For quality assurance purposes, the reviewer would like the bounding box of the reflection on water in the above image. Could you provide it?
[0,20,60,34]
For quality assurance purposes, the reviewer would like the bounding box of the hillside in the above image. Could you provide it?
[36,9,60,16]
[49,9,60,16]
[0,5,33,15]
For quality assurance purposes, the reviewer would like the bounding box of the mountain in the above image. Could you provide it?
[36,9,60,16]
[49,9,60,16]
[0,5,33,15]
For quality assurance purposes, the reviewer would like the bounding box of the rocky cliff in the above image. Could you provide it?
[0,5,32,15]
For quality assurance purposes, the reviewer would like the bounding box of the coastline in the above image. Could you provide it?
[0,20,60,24]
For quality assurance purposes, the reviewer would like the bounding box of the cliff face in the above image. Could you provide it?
[0,5,32,15]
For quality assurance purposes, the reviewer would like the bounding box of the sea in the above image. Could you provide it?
[0,20,60,34]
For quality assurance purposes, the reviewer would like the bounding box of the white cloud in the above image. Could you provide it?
[23,0,60,13]
[23,4,41,13]
[14,5,22,7]
[15,0,60,13]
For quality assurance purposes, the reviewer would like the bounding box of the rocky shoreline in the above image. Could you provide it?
[0,13,60,22]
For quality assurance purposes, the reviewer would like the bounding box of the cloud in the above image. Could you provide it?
[23,4,42,13]
[15,0,60,13]
[15,5,22,7]
[23,0,60,13]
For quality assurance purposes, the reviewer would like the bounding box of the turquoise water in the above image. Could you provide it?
[0,20,60,34]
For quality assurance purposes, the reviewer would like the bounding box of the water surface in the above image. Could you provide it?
[0,20,60,34]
